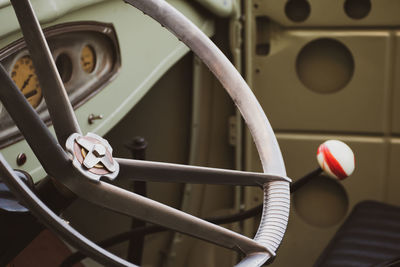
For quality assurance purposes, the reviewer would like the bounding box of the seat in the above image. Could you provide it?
[314,200,400,267]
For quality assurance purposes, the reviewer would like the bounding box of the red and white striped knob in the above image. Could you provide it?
[317,140,355,180]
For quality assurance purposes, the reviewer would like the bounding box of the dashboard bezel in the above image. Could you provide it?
[0,21,121,148]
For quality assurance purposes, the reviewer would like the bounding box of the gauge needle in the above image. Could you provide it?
[24,89,37,99]
[21,74,33,90]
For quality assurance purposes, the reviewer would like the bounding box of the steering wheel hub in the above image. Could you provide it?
[66,132,119,181]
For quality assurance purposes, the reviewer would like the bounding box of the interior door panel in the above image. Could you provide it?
[244,1,400,266]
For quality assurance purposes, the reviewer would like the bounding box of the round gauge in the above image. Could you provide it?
[80,45,96,73]
[11,55,42,108]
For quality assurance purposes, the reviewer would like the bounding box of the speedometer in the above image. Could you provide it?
[11,55,42,108]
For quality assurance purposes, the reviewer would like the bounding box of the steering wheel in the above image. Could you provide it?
[0,0,290,266]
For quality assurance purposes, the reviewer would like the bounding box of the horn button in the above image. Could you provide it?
[66,132,119,181]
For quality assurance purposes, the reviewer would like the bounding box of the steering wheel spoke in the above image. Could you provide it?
[116,158,290,186]
[0,64,70,177]
[65,178,275,257]
[0,154,135,267]
[10,0,82,146]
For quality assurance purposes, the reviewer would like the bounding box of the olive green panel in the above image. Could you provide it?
[252,29,390,134]
[244,1,400,266]
[0,0,214,182]
[253,0,400,27]
[391,32,400,134]
[63,54,194,267]
[165,23,239,266]
[64,52,239,267]
[387,139,400,205]
[270,134,387,267]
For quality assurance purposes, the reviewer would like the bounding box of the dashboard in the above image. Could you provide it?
[0,21,121,148]
[0,0,214,182]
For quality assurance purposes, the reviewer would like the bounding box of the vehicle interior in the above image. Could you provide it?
[0,0,399,266]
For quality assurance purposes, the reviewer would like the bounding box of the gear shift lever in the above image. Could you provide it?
[317,140,355,180]
[291,140,355,193]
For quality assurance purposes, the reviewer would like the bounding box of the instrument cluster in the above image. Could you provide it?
[0,21,121,148]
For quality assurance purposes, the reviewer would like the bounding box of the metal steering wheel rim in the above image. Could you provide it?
[0,0,290,266]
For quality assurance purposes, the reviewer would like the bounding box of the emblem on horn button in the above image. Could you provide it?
[66,132,119,181]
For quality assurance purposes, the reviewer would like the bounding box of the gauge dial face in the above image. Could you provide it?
[11,55,42,108]
[80,45,96,73]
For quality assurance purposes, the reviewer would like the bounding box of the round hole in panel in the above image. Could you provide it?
[344,0,371,20]
[56,53,73,83]
[296,38,354,94]
[285,0,311,23]
[293,175,349,228]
